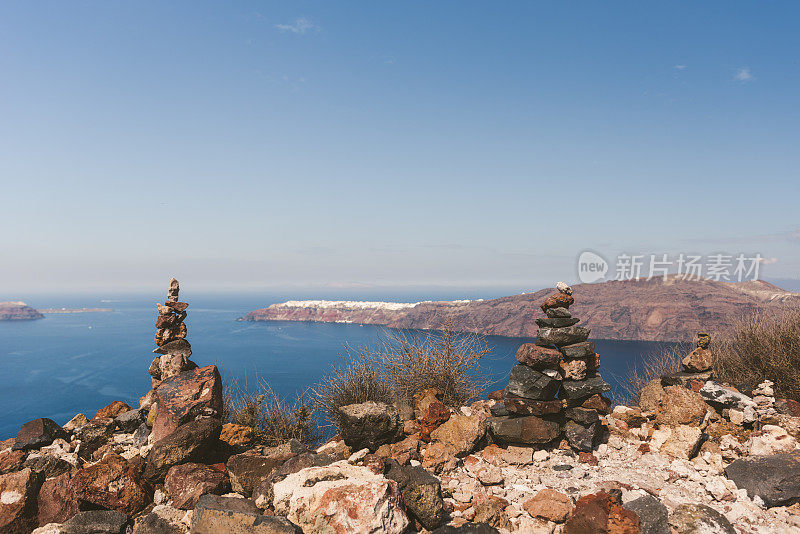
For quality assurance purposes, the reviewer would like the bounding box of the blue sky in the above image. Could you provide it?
[1,2,799,293]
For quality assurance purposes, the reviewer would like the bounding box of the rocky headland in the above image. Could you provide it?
[243,276,800,342]
[4,280,800,533]
[0,301,44,321]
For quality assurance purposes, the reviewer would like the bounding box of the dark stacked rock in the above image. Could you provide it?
[661,333,713,390]
[488,282,611,451]
[149,278,196,388]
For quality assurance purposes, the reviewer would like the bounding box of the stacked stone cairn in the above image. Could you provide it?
[148,277,196,388]
[488,281,612,452]
[660,332,714,391]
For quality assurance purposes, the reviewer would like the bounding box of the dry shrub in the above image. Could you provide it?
[312,321,492,430]
[310,348,394,429]
[618,343,686,406]
[375,323,492,407]
[224,375,318,446]
[713,307,800,401]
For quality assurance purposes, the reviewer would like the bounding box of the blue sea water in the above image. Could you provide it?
[0,291,675,439]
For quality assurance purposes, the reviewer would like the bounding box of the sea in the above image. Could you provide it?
[0,290,676,439]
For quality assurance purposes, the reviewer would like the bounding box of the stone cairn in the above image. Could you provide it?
[488,281,612,452]
[148,278,196,389]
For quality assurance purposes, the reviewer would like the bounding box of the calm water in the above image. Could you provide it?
[0,291,674,438]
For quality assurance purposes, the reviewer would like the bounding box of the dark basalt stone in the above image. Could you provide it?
[724,451,800,507]
[537,326,590,347]
[559,341,595,359]
[505,365,561,400]
[559,376,611,400]
[487,415,561,445]
[564,420,601,452]
[503,395,563,416]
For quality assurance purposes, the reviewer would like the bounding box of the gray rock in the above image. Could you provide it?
[116,409,146,433]
[668,504,734,534]
[559,342,595,359]
[22,454,72,478]
[191,494,301,533]
[564,420,600,452]
[699,381,755,410]
[564,407,599,426]
[559,376,611,400]
[338,401,400,452]
[386,461,445,530]
[60,510,129,534]
[724,451,800,507]
[13,418,69,451]
[544,307,571,318]
[535,317,580,328]
[132,512,184,534]
[133,423,150,447]
[433,523,500,534]
[144,417,221,482]
[227,449,297,496]
[624,494,669,534]
[536,326,590,347]
[661,371,713,388]
[489,402,508,417]
[505,365,561,400]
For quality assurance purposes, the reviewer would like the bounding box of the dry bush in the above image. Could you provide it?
[375,322,492,408]
[224,375,318,446]
[312,322,492,430]
[713,307,800,401]
[618,343,686,406]
[310,348,394,429]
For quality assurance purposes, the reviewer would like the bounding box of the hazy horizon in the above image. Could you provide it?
[2,2,798,293]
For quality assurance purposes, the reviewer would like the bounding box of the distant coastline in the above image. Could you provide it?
[39,307,114,314]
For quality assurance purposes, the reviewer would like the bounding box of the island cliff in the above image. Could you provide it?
[0,301,44,321]
[243,277,800,342]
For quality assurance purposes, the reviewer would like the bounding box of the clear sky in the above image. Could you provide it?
[1,2,799,294]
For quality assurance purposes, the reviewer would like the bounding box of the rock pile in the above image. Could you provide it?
[662,332,714,391]
[148,278,195,389]
[487,282,611,452]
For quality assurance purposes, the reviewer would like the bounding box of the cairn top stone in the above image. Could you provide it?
[556,281,572,295]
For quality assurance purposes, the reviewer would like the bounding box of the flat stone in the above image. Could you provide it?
[515,344,563,370]
[563,491,640,534]
[487,415,561,445]
[540,293,574,311]
[667,504,734,534]
[503,395,563,416]
[545,307,571,318]
[151,365,223,442]
[152,338,192,356]
[623,494,669,534]
[227,449,298,496]
[60,510,129,534]
[535,317,580,328]
[13,419,68,451]
[559,341,595,359]
[661,371,712,388]
[725,450,800,507]
[559,376,611,400]
[537,326,590,347]
[699,381,755,410]
[505,364,561,400]
[191,494,301,533]
[432,524,500,534]
[564,407,600,426]
[523,488,573,523]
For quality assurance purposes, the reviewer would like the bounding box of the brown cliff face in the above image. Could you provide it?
[0,302,44,321]
[243,277,800,342]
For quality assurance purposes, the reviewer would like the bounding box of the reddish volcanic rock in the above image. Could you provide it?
[541,293,576,311]
[151,365,223,441]
[524,489,574,523]
[0,449,26,475]
[220,423,253,449]
[13,418,69,451]
[165,462,230,509]
[70,453,150,515]
[581,394,613,414]
[487,390,504,401]
[94,400,132,420]
[564,490,641,534]
[579,452,599,466]
[516,343,563,369]
[37,472,79,526]
[0,468,43,533]
[419,401,451,442]
[656,386,707,427]
[503,395,563,416]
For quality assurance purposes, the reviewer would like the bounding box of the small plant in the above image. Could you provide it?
[618,343,686,406]
[311,348,394,429]
[223,374,318,446]
[713,307,800,401]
